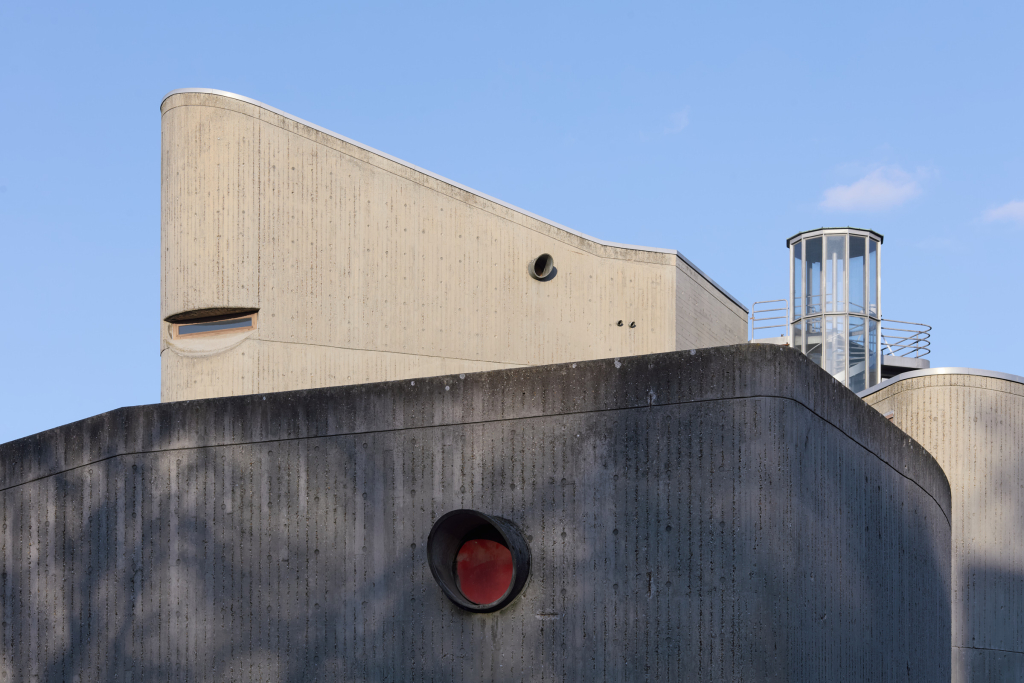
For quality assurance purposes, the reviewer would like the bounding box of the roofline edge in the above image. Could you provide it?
[786,227,885,247]
[858,366,1024,399]
[161,88,748,313]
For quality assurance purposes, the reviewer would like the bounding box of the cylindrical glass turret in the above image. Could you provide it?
[788,228,883,392]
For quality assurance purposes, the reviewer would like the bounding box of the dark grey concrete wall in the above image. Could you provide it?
[0,344,950,682]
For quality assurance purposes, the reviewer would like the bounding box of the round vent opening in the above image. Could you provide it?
[528,254,555,281]
[427,509,531,612]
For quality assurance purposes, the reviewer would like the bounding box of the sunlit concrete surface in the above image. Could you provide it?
[160,90,747,402]
[863,368,1024,682]
[1,345,949,681]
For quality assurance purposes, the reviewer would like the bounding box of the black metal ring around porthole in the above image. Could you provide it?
[427,509,532,613]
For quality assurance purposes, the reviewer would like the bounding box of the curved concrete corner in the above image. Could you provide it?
[862,368,1024,682]
[159,89,748,402]
[0,345,950,681]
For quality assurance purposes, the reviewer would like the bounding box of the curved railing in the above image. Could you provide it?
[881,319,931,358]
[749,299,789,340]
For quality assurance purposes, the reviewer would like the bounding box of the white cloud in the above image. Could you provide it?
[820,166,921,211]
[983,200,1024,225]
[665,108,689,134]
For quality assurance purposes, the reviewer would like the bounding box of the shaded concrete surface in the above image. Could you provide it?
[0,345,949,681]
[957,564,1024,680]
[863,371,1024,683]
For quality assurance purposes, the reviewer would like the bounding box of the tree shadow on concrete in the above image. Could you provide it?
[956,563,1024,682]
[0,359,951,682]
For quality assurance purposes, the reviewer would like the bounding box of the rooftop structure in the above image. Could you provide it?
[789,227,882,391]
[160,89,747,402]
[750,227,930,391]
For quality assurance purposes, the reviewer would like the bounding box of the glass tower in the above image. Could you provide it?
[789,228,882,392]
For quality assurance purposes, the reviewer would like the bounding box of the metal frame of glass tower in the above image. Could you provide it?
[788,228,883,392]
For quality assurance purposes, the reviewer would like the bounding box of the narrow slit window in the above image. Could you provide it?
[172,314,256,338]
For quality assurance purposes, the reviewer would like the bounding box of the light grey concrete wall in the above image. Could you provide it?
[1,345,949,681]
[863,370,1024,682]
[674,259,748,349]
[160,90,747,403]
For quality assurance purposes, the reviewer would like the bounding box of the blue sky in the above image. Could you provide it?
[2,0,1022,443]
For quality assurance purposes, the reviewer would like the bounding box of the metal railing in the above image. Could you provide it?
[749,299,789,340]
[881,319,931,358]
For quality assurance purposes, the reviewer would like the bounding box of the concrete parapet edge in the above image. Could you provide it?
[0,344,950,523]
[859,366,1024,399]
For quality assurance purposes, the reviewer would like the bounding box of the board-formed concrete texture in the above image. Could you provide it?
[160,89,748,403]
[0,345,950,682]
[862,368,1024,682]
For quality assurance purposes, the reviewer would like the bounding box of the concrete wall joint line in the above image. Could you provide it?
[859,367,1024,398]
[953,645,1024,656]
[246,338,533,368]
[0,394,951,526]
[869,380,1024,403]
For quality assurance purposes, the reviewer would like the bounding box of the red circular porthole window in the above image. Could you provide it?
[456,539,514,604]
[427,510,531,612]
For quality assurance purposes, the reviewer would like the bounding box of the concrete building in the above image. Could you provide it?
[160,89,747,403]
[11,87,1024,682]
[751,227,931,391]
[0,345,951,682]
[862,369,1024,682]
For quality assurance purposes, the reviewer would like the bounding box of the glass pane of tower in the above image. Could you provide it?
[806,316,823,368]
[792,241,803,319]
[805,237,822,315]
[869,318,879,385]
[850,237,865,314]
[825,236,845,313]
[849,316,866,392]
[825,315,847,379]
[869,240,878,317]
